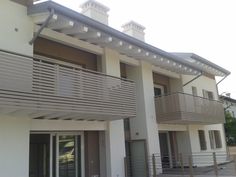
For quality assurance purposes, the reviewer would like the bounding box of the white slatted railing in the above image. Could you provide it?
[0,50,136,120]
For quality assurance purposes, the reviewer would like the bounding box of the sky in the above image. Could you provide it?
[51,0,236,98]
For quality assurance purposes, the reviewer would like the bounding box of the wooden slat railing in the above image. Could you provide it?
[155,92,224,124]
[0,50,136,120]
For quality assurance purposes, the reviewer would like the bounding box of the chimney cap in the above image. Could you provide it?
[122,21,146,32]
[80,0,110,14]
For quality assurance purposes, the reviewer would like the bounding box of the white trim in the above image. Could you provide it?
[50,134,53,177]
[154,84,165,95]
[56,135,59,177]
[81,132,85,177]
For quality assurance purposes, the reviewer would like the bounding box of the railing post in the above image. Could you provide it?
[124,157,128,177]
[179,153,184,176]
[188,155,194,177]
[213,152,218,177]
[152,154,157,177]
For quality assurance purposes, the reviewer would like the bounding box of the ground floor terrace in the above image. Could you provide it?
[0,114,230,177]
[0,115,127,177]
[125,124,229,177]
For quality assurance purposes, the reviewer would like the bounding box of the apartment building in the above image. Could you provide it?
[0,0,230,177]
[220,95,236,118]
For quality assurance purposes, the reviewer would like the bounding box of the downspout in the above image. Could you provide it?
[216,74,230,158]
[182,71,203,87]
[29,8,55,45]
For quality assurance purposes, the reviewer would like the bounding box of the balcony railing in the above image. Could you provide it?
[155,92,225,124]
[0,50,136,120]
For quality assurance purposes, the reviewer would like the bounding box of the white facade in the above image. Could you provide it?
[0,0,230,177]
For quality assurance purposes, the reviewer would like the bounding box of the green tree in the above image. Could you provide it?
[224,111,236,145]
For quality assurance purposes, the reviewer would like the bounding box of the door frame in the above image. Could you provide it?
[30,131,85,177]
[154,84,165,96]
[159,131,173,168]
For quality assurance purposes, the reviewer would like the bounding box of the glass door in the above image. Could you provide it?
[54,134,82,177]
[29,134,50,177]
[58,135,80,177]
[30,133,83,177]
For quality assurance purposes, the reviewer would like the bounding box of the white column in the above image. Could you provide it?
[127,61,160,155]
[0,115,31,177]
[102,48,126,177]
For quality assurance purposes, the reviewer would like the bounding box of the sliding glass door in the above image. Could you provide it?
[30,133,83,177]
[57,135,81,177]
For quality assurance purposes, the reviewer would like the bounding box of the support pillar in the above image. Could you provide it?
[126,61,160,156]
[102,48,126,177]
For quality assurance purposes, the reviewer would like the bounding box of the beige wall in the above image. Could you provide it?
[34,38,98,71]
[182,75,218,99]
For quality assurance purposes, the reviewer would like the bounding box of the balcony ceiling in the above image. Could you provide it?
[28,1,213,76]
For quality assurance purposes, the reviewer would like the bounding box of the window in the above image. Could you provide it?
[209,130,222,149]
[154,84,164,97]
[198,130,207,150]
[192,86,198,96]
[202,90,214,100]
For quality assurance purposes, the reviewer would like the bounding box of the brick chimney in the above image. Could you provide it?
[80,0,110,25]
[122,21,145,41]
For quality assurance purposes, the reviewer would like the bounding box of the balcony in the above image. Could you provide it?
[155,92,225,124]
[0,50,136,121]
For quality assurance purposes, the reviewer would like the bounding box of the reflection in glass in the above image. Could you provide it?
[59,135,76,177]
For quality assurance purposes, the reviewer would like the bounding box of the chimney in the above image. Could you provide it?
[80,0,110,25]
[122,21,145,41]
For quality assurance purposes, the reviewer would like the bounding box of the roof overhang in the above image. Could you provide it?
[173,53,230,77]
[28,1,203,76]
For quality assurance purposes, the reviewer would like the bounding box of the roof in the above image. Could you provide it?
[27,1,230,77]
[220,95,236,104]
[173,53,230,76]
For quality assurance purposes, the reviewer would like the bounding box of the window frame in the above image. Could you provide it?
[154,84,165,97]
[208,130,222,149]
[198,130,207,151]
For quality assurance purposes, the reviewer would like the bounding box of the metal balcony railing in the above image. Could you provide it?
[0,50,136,120]
[155,92,225,124]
